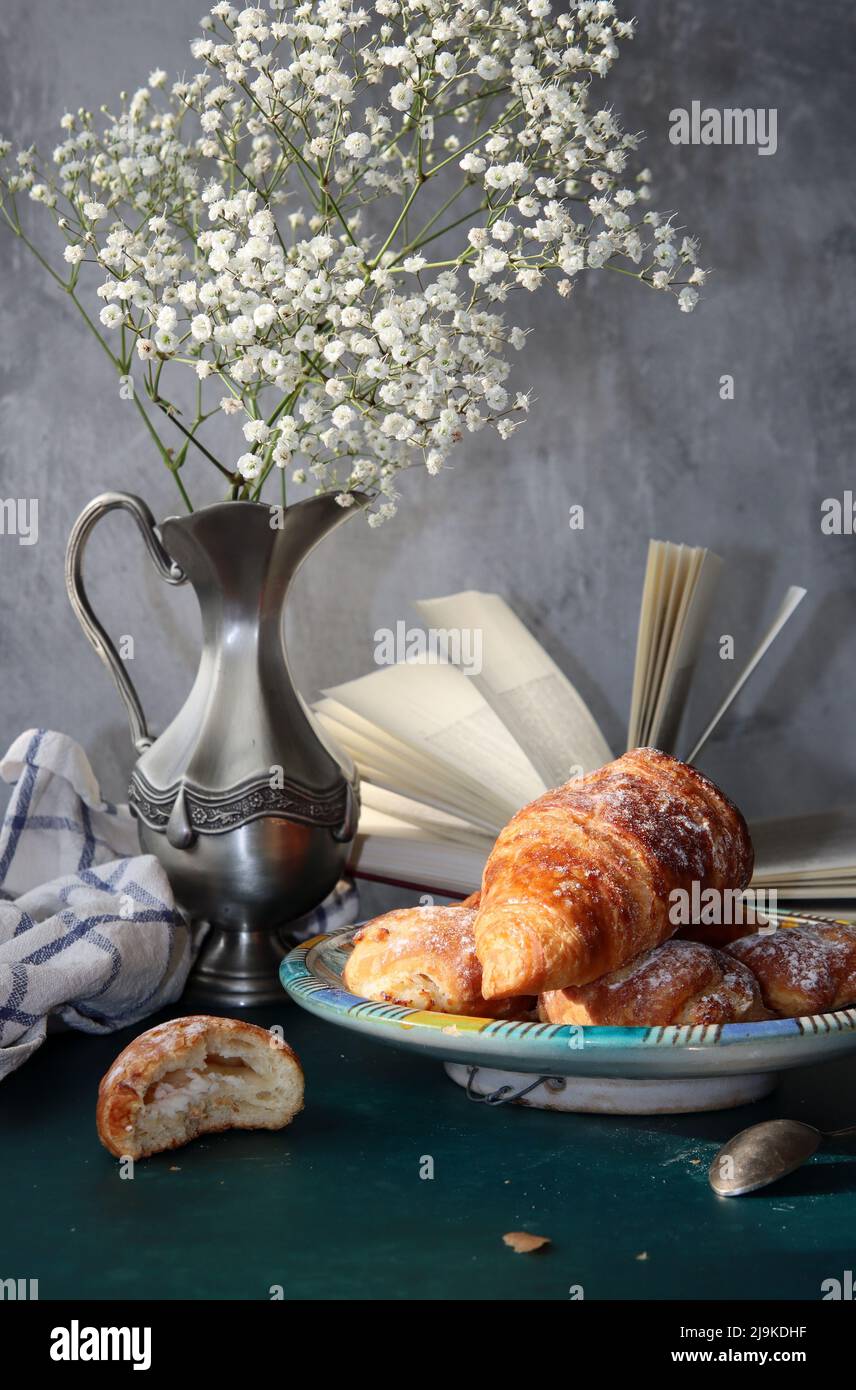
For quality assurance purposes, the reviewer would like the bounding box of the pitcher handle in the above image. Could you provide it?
[65,492,186,754]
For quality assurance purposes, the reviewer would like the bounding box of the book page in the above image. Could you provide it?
[416,591,612,787]
[314,700,507,832]
[627,541,722,752]
[323,663,544,820]
[628,540,670,749]
[686,586,807,763]
[754,885,856,899]
[316,699,470,795]
[349,806,491,895]
[359,781,495,850]
[647,547,722,752]
[750,808,856,883]
[637,542,682,745]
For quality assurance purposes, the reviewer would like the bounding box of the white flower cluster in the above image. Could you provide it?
[0,0,705,521]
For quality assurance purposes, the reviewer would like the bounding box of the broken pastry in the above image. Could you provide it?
[96,1015,304,1159]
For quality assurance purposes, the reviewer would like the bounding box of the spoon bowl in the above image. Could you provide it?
[709,1119,822,1197]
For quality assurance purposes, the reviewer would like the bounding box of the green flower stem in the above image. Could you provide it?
[435,84,511,122]
[394,179,473,258]
[372,96,523,266]
[62,291,194,510]
[240,84,360,250]
[265,387,303,430]
[398,201,486,258]
[428,99,522,176]
[322,106,343,189]
[153,397,235,483]
[341,85,510,200]
[134,395,194,512]
[371,176,426,268]
[604,263,645,280]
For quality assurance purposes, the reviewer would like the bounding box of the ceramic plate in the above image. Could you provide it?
[280,911,856,1083]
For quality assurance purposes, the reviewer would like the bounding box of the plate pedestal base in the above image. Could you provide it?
[444,1064,777,1115]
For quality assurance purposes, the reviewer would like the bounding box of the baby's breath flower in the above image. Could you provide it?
[342,131,371,159]
[389,82,413,112]
[236,452,262,480]
[243,418,270,443]
[0,0,702,522]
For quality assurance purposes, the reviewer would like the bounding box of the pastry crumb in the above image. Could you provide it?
[503,1231,550,1254]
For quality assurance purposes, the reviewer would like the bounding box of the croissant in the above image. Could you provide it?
[475,747,754,998]
[727,920,856,1017]
[343,904,532,1018]
[539,938,769,1027]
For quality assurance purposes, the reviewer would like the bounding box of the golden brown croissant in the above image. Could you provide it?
[539,938,769,1027]
[475,747,753,998]
[727,920,856,1017]
[343,904,532,1018]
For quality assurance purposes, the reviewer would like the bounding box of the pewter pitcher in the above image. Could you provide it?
[66,491,363,1005]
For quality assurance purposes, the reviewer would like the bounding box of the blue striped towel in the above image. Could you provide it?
[0,730,359,1081]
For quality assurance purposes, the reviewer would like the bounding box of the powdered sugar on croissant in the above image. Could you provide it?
[727,920,856,1017]
[475,747,753,998]
[539,938,769,1027]
[343,904,531,1018]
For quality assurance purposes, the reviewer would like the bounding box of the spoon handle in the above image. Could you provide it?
[824,1124,856,1138]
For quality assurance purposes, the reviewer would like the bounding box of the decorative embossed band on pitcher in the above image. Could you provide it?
[66,491,364,1005]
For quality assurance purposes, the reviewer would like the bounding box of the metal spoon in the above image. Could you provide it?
[709,1118,856,1196]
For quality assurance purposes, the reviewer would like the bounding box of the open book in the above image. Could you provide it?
[311,540,850,903]
[750,811,856,901]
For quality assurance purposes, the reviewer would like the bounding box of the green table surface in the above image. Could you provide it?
[2,999,856,1301]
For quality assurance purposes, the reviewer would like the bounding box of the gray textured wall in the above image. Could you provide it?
[0,0,854,877]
